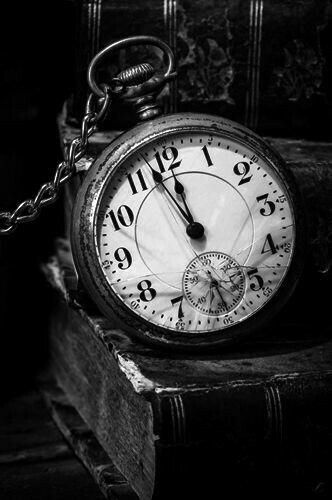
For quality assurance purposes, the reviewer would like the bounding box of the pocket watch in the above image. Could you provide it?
[0,36,306,350]
[72,37,305,350]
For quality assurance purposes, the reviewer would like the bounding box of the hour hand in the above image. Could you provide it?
[141,154,205,239]
[170,169,193,223]
[169,169,205,239]
[140,154,191,223]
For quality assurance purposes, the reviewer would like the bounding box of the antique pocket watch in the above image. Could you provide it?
[1,36,306,350]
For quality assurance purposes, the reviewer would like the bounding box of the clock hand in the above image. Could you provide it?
[140,171,209,272]
[141,154,205,239]
[209,284,216,304]
[206,267,250,312]
[155,187,204,261]
[213,284,227,308]
[169,168,205,239]
[205,269,227,307]
[170,169,193,221]
[213,278,255,312]
[140,155,191,223]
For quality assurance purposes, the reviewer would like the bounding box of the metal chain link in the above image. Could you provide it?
[0,85,112,235]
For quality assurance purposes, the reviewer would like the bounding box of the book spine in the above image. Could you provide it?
[69,0,332,138]
[70,0,168,127]
[151,375,332,498]
[49,301,156,500]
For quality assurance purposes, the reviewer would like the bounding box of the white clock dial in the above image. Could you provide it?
[96,131,295,335]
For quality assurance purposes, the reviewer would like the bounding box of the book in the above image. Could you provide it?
[41,378,137,499]
[44,244,332,500]
[67,0,332,138]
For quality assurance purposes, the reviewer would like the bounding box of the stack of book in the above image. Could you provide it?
[44,240,332,499]
[47,1,332,498]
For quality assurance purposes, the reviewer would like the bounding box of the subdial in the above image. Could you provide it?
[182,252,245,316]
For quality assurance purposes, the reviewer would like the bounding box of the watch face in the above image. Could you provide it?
[72,114,304,349]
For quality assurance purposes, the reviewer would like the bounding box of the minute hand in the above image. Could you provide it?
[170,168,194,223]
[140,155,192,224]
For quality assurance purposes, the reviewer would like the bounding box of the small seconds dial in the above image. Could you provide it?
[96,130,295,335]
[183,252,245,316]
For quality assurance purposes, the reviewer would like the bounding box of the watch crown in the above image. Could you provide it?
[117,63,155,86]
[114,63,176,122]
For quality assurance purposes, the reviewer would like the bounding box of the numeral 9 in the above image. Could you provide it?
[114,247,132,270]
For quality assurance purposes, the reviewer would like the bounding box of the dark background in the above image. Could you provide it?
[0,2,331,499]
[0,2,74,397]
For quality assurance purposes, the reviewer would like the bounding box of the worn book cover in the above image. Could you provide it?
[68,0,332,138]
[44,244,332,499]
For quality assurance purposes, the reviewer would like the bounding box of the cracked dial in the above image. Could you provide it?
[183,252,245,316]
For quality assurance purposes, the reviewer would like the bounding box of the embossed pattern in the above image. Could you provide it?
[71,0,332,137]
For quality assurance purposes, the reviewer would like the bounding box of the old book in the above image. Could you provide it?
[67,0,332,138]
[41,379,137,499]
[44,246,332,500]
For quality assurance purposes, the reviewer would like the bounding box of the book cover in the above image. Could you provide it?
[44,245,332,499]
[68,0,332,138]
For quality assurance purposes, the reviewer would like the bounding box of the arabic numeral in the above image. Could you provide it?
[223,317,234,325]
[171,295,184,319]
[247,268,264,291]
[263,286,273,297]
[261,233,278,255]
[137,280,157,302]
[114,247,132,270]
[256,193,276,216]
[127,169,148,195]
[284,242,291,253]
[233,161,253,185]
[175,320,186,330]
[154,146,182,172]
[202,145,213,166]
[108,205,134,231]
